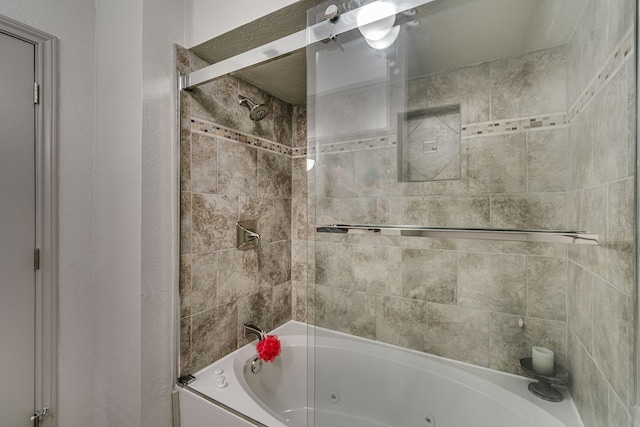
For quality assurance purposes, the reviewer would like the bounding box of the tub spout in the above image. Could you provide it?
[243,323,266,342]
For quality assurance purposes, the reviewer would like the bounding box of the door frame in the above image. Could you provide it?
[0,15,58,426]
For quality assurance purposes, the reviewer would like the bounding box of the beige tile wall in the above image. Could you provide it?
[566,0,636,425]
[308,43,573,377]
[178,47,294,376]
[291,103,312,324]
[306,5,636,427]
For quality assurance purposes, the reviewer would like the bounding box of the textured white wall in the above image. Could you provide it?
[184,0,299,47]
[95,0,183,424]
[141,0,183,424]
[94,0,143,424]
[0,1,97,425]
[0,0,183,425]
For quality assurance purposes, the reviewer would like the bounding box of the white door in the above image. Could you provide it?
[0,31,37,426]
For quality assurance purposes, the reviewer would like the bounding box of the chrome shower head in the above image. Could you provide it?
[238,95,269,122]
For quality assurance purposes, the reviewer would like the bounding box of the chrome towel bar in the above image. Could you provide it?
[316,224,598,245]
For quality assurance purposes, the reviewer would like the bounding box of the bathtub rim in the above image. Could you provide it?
[181,320,584,427]
[242,322,583,427]
[177,322,312,427]
[177,383,270,427]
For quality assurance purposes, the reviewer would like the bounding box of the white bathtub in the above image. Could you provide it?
[177,321,584,427]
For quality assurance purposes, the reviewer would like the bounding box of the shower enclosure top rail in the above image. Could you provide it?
[316,224,599,245]
[181,0,436,90]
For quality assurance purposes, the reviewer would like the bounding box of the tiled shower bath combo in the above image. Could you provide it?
[177,47,307,376]
[176,0,637,426]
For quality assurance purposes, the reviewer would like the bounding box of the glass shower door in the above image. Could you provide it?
[306,0,636,426]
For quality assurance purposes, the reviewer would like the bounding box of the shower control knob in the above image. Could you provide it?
[325,4,339,22]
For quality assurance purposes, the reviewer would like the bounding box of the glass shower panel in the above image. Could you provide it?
[307,0,636,426]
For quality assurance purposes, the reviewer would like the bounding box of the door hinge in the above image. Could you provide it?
[34,248,40,270]
[30,406,49,424]
[34,82,40,104]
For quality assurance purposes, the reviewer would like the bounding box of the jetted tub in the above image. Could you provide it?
[177,321,584,427]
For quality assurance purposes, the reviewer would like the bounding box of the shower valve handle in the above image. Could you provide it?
[236,220,261,250]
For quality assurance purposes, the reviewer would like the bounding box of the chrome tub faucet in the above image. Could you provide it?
[243,323,265,342]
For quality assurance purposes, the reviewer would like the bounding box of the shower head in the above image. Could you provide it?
[238,95,269,122]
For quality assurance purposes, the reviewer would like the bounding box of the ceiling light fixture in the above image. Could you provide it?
[357,1,399,50]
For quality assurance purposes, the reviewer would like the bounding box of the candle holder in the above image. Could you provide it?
[520,358,570,402]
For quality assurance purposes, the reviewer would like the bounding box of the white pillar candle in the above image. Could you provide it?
[532,346,554,376]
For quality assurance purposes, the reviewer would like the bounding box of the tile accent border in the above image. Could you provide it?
[191,117,305,157]
[311,27,634,152]
[307,110,568,155]
[568,28,634,122]
[461,112,568,138]
[307,135,398,157]
[195,28,634,158]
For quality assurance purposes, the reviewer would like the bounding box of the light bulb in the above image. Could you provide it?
[364,25,400,50]
[357,1,396,41]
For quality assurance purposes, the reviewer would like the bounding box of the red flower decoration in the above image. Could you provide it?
[256,335,281,362]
